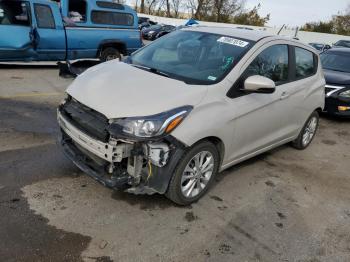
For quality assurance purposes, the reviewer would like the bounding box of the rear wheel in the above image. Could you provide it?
[166,141,220,205]
[100,47,121,62]
[292,111,319,150]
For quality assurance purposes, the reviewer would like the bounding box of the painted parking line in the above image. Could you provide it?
[0,92,62,99]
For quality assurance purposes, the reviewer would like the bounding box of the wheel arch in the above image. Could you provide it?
[97,40,127,57]
[190,136,225,168]
[315,107,323,114]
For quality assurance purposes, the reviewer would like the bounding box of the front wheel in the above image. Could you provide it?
[292,111,319,150]
[166,141,220,205]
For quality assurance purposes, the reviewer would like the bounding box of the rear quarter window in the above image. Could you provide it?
[91,11,133,26]
[295,47,317,79]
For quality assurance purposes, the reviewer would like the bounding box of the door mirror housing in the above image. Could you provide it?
[244,75,276,94]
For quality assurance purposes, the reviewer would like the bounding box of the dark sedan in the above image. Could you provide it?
[321,48,350,117]
[333,40,350,49]
[142,24,176,41]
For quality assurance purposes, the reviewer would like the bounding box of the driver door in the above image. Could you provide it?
[226,43,293,162]
[0,1,35,61]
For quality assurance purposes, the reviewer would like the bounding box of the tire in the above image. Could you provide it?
[166,141,220,205]
[292,111,319,150]
[100,47,121,62]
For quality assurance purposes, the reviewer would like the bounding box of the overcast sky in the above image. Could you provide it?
[246,0,350,27]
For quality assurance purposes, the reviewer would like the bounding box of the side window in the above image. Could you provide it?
[295,47,315,79]
[34,4,55,29]
[91,11,134,26]
[245,45,289,85]
[0,1,30,26]
[68,0,87,23]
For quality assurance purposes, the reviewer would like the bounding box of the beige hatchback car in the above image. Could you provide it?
[58,27,325,205]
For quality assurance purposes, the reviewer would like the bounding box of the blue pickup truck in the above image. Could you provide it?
[0,0,142,62]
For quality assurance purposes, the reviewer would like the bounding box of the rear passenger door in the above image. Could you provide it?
[279,46,319,137]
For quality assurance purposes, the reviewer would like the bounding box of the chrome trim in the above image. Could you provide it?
[325,85,345,97]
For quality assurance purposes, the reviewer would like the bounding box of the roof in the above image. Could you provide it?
[183,26,274,42]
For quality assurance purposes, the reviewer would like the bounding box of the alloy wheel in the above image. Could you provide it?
[302,116,318,147]
[180,151,214,198]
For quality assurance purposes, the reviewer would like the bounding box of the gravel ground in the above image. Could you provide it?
[0,63,350,262]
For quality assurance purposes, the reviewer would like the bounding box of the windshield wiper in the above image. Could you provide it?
[131,64,170,78]
[131,64,199,84]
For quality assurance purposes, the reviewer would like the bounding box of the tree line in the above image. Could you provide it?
[301,4,350,36]
[134,0,270,26]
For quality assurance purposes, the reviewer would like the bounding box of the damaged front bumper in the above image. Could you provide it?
[57,110,185,195]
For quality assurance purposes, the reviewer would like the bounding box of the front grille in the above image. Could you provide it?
[59,98,109,142]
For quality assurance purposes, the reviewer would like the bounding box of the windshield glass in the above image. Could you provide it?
[335,40,350,48]
[130,30,254,84]
[321,52,350,73]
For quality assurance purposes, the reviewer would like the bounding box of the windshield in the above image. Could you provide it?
[321,52,350,73]
[130,30,254,84]
[334,40,350,48]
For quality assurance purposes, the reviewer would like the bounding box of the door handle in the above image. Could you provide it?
[280,92,289,100]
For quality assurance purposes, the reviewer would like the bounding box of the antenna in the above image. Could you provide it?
[294,26,299,38]
[277,24,285,35]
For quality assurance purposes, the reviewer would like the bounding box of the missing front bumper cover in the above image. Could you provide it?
[58,111,184,194]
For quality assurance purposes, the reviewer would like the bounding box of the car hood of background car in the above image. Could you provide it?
[324,69,350,86]
[66,61,208,119]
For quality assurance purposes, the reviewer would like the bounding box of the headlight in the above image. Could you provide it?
[108,106,193,139]
[148,30,155,34]
[339,89,350,98]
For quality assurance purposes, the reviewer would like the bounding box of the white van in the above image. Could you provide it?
[58,27,325,205]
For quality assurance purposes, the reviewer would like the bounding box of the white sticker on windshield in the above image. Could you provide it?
[217,37,249,47]
[208,76,217,81]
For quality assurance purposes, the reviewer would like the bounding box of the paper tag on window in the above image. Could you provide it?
[217,37,249,47]
[208,76,217,81]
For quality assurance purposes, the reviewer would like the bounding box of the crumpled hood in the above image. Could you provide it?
[67,61,208,119]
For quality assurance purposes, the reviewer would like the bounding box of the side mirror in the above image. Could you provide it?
[244,75,276,94]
